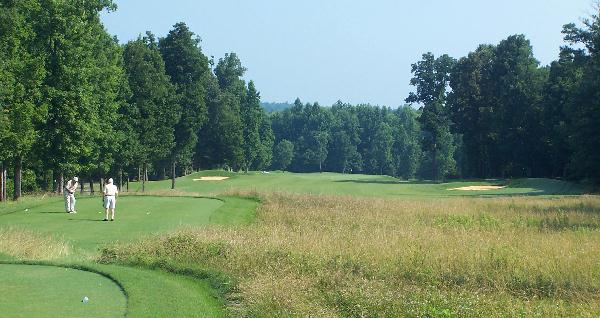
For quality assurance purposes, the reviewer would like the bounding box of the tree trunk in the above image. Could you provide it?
[126,176,129,192]
[118,167,123,191]
[171,159,176,190]
[80,180,84,194]
[13,157,22,200]
[432,146,438,181]
[41,170,50,192]
[89,179,95,195]
[142,163,146,192]
[56,173,64,195]
[2,163,6,201]
[100,177,104,193]
[0,161,6,202]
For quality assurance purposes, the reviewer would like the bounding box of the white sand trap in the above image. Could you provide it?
[449,185,506,191]
[193,176,230,181]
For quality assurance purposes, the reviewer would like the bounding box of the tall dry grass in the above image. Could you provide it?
[0,227,71,260]
[100,193,600,317]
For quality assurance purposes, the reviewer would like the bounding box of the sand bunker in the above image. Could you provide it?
[449,185,506,191]
[193,176,230,181]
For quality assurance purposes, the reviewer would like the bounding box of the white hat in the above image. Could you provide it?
[108,178,113,184]
[73,177,79,182]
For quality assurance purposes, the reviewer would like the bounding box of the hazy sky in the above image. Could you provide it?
[101,0,593,107]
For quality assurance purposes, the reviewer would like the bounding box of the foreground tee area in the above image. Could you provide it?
[0,194,256,317]
[0,264,126,318]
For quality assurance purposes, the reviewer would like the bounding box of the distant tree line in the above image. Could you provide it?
[270,101,422,178]
[1,1,599,201]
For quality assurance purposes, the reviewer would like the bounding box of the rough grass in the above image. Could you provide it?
[0,227,71,260]
[99,193,600,317]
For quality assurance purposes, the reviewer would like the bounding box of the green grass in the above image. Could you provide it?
[0,171,593,317]
[88,263,225,318]
[0,264,126,318]
[209,196,258,225]
[129,170,586,197]
[0,196,224,252]
[0,193,258,317]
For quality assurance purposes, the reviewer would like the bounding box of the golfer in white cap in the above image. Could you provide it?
[103,178,119,221]
[64,176,79,213]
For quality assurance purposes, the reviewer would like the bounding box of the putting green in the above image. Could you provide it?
[0,264,126,318]
[0,196,224,251]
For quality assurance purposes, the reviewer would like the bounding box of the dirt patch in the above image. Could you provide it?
[193,176,230,181]
[449,185,506,191]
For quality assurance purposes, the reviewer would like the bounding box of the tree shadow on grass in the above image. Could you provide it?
[68,218,104,222]
[334,179,440,185]
[334,179,585,197]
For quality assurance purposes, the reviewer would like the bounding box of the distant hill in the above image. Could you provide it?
[261,102,293,113]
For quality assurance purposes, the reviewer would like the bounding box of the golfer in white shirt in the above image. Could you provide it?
[103,178,119,221]
[64,177,79,213]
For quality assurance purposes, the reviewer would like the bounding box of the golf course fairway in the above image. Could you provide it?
[0,196,224,251]
[132,170,585,197]
[0,264,126,318]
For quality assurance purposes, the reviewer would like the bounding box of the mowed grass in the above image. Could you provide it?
[130,170,586,197]
[0,194,258,317]
[0,264,126,318]
[87,263,225,318]
[102,192,600,317]
[0,195,223,252]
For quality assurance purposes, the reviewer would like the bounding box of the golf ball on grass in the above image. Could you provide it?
[82,296,89,303]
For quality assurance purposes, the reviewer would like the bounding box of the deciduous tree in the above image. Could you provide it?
[123,32,179,191]
[159,22,209,188]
